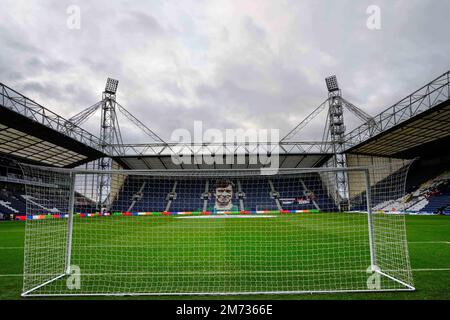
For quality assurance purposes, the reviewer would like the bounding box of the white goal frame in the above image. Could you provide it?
[20,165,415,297]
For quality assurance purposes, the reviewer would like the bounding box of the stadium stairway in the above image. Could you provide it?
[422,195,450,213]
[0,200,18,214]
[0,190,25,215]
[169,179,204,211]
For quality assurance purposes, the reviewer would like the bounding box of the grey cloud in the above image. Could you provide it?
[26,57,71,74]
[116,12,164,35]
[0,0,449,144]
[21,81,64,102]
[0,29,40,54]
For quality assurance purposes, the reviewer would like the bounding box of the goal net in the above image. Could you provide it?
[20,165,414,296]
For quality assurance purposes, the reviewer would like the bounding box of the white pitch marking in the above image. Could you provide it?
[408,241,450,244]
[1,240,449,250]
[2,268,450,277]
[412,268,450,271]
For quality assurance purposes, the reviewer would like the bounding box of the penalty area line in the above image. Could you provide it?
[409,241,450,244]
[1,241,449,250]
[3,268,450,277]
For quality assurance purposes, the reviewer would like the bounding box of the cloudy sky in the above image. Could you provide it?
[1,0,449,144]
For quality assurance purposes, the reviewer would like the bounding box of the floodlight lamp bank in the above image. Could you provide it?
[325,75,339,92]
[105,78,119,94]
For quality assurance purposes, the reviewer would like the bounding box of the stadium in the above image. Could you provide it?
[0,68,449,299]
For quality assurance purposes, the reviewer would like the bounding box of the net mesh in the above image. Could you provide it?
[21,165,414,296]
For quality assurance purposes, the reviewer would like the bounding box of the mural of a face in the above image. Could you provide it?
[214,181,233,210]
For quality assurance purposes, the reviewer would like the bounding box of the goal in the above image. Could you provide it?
[20,165,414,296]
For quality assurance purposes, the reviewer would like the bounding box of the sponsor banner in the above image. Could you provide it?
[16,209,320,220]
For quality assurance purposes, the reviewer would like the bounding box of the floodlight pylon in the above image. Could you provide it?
[325,79,349,210]
[97,78,122,210]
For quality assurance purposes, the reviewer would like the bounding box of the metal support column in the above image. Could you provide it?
[65,172,76,274]
[364,168,377,270]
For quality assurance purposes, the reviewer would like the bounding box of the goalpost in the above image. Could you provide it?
[20,165,414,296]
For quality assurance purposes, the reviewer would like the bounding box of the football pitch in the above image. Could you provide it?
[0,214,449,299]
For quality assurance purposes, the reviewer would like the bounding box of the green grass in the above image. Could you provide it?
[0,215,449,299]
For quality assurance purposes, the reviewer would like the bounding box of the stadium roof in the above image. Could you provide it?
[112,142,333,169]
[344,70,450,158]
[116,153,332,170]
[0,83,106,167]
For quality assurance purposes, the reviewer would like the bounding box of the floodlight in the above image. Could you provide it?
[325,75,339,92]
[105,78,119,94]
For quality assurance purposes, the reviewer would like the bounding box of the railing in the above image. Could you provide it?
[0,175,57,188]
[0,83,103,152]
[344,70,450,150]
[110,141,334,157]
